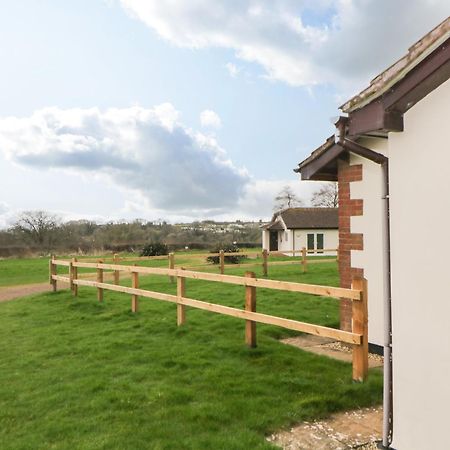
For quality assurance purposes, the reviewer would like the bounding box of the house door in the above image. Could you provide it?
[269,231,278,251]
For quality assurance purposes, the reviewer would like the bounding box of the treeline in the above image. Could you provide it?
[0,211,262,257]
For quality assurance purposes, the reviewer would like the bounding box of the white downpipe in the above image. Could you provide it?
[381,161,393,448]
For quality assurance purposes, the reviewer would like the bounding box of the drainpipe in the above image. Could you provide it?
[380,160,393,449]
[341,138,394,449]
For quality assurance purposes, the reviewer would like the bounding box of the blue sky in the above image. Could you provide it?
[0,0,447,226]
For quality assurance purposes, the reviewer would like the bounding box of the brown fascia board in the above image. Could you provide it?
[347,37,450,136]
[296,142,344,181]
[295,138,388,182]
[347,101,403,136]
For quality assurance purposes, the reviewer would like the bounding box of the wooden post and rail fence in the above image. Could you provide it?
[49,255,368,382]
[58,247,338,285]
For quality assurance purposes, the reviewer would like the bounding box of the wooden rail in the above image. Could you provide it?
[55,247,338,281]
[49,257,368,381]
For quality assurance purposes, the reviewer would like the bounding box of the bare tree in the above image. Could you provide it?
[13,210,60,249]
[311,183,338,208]
[274,186,303,211]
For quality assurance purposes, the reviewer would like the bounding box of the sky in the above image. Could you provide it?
[0,0,448,227]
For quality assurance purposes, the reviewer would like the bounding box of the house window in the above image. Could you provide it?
[317,233,324,253]
[307,233,314,250]
[307,233,325,252]
[285,232,289,242]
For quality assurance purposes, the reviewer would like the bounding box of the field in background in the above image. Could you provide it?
[0,248,329,287]
[0,262,382,449]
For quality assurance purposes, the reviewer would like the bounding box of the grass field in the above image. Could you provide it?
[0,261,381,449]
[0,248,334,287]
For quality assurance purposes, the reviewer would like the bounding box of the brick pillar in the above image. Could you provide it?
[338,160,364,331]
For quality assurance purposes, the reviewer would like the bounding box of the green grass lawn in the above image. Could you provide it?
[0,248,334,287]
[0,262,382,449]
[0,256,54,287]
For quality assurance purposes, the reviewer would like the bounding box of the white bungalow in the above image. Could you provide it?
[261,208,338,256]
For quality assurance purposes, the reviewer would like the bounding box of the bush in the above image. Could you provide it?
[206,243,246,265]
[140,242,169,256]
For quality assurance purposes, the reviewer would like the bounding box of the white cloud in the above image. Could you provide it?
[225,62,240,78]
[0,105,248,216]
[200,109,222,129]
[0,104,322,223]
[119,0,449,91]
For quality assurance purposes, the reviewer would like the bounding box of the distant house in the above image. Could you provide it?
[261,208,338,255]
[295,18,450,450]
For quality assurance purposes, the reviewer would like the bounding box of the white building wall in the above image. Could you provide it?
[389,78,450,450]
[278,229,338,256]
[349,138,388,346]
[261,230,270,250]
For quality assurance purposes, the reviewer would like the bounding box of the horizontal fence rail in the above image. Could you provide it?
[49,254,368,382]
[55,247,338,280]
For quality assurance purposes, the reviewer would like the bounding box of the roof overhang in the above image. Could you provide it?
[295,138,387,181]
[295,140,345,181]
[295,28,450,181]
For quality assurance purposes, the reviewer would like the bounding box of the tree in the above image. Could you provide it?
[311,183,338,208]
[273,186,303,211]
[13,210,60,249]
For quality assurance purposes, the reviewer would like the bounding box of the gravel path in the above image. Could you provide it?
[267,406,382,449]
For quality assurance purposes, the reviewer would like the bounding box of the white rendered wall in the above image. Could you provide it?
[261,230,270,250]
[389,78,450,450]
[349,138,388,347]
[278,229,338,256]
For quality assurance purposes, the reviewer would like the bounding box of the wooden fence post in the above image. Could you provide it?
[177,269,186,326]
[169,253,175,283]
[336,246,339,263]
[113,253,120,285]
[245,271,257,348]
[219,250,225,275]
[97,260,104,302]
[301,247,307,273]
[50,255,57,292]
[69,259,74,293]
[351,277,368,382]
[72,258,78,297]
[131,264,139,313]
[263,249,267,277]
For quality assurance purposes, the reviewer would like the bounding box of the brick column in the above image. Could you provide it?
[338,160,364,331]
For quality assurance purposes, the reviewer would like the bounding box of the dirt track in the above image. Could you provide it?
[0,272,120,303]
[0,282,55,302]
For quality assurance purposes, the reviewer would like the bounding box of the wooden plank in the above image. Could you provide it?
[302,247,307,274]
[51,255,57,292]
[277,249,337,254]
[113,254,120,285]
[52,274,70,283]
[131,267,138,313]
[73,279,179,304]
[352,277,369,382]
[245,272,257,347]
[69,260,74,292]
[169,253,175,283]
[69,276,361,344]
[219,250,225,275]
[305,259,337,264]
[177,297,361,345]
[72,262,361,299]
[262,249,268,277]
[97,260,104,303]
[177,270,186,326]
[119,255,169,261]
[72,258,78,297]
[52,259,71,267]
